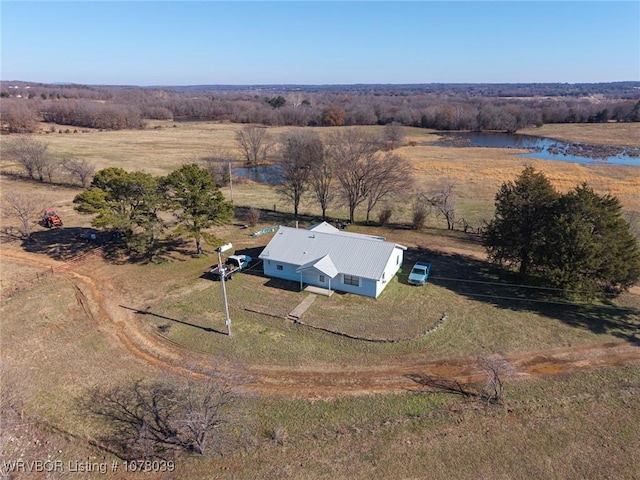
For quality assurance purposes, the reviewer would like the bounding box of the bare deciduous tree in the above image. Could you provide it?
[201,150,236,187]
[245,207,260,227]
[235,126,273,167]
[475,355,515,404]
[309,155,336,220]
[321,106,346,126]
[427,180,457,230]
[278,129,323,220]
[81,372,252,460]
[43,158,61,183]
[363,152,414,224]
[378,204,393,226]
[2,191,47,239]
[411,196,430,230]
[3,135,53,181]
[381,122,405,150]
[328,128,380,223]
[63,157,96,187]
[0,101,38,133]
[308,150,336,221]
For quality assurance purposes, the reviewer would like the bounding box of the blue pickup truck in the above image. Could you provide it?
[408,261,432,286]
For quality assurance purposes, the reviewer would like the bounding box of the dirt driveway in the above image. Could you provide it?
[2,246,639,399]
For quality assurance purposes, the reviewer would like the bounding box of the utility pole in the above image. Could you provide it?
[228,161,234,203]
[216,243,233,336]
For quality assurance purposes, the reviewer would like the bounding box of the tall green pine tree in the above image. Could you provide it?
[483,166,559,277]
[485,167,640,298]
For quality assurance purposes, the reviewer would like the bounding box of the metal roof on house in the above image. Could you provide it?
[309,221,387,241]
[259,226,406,280]
[307,222,340,234]
[296,254,339,278]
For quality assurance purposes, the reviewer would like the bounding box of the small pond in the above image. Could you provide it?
[233,165,282,184]
[436,132,640,167]
[232,132,640,186]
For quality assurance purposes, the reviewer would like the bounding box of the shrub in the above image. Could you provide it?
[378,205,393,226]
[412,201,429,230]
[245,207,260,227]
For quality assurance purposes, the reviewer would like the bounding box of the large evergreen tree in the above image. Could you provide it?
[163,164,233,254]
[538,184,640,297]
[484,168,640,298]
[73,167,165,256]
[483,166,559,277]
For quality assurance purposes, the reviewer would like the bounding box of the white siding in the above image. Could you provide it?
[260,226,406,298]
[375,246,404,297]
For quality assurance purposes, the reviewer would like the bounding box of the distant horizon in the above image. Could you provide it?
[2,2,638,86]
[3,80,640,89]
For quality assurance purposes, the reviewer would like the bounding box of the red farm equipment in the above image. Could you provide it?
[41,208,63,228]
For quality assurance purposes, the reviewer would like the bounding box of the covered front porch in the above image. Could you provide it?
[296,254,339,296]
[303,285,334,296]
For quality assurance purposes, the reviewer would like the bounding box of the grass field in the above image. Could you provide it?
[127,239,637,368]
[519,122,640,147]
[2,277,639,479]
[2,121,638,228]
[1,121,640,479]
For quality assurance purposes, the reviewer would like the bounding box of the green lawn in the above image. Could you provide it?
[119,227,638,367]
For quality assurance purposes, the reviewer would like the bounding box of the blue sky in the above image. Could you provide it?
[1,1,639,85]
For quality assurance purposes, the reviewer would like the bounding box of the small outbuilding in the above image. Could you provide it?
[259,222,406,298]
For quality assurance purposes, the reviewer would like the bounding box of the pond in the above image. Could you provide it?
[233,132,640,186]
[233,165,282,184]
[436,132,640,167]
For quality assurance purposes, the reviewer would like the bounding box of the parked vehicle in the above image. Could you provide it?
[209,254,252,280]
[408,261,432,286]
[41,208,63,228]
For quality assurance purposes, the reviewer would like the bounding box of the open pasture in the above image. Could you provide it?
[519,122,640,147]
[2,122,639,229]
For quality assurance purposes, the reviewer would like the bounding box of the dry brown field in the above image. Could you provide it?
[519,122,640,147]
[2,121,638,225]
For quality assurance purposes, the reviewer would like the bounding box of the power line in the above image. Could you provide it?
[429,275,619,297]
[458,291,630,310]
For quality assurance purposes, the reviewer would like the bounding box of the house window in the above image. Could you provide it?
[343,274,360,286]
[319,275,325,283]
[276,265,283,271]
[382,272,386,280]
[396,255,400,265]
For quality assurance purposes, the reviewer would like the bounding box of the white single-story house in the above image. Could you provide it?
[259,222,407,298]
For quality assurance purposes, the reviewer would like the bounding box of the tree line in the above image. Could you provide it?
[272,127,414,223]
[0,127,466,240]
[3,134,96,186]
[235,124,465,230]
[2,81,638,133]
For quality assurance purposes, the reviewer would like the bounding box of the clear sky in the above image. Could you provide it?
[1,1,639,86]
